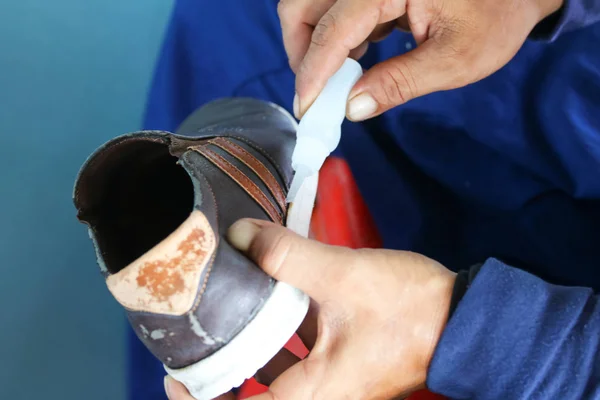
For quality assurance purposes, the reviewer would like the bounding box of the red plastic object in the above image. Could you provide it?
[238,157,444,400]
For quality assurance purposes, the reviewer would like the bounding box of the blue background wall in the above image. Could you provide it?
[0,1,173,398]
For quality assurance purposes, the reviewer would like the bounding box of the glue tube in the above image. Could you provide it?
[287,58,364,202]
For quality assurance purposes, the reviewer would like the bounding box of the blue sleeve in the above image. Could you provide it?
[427,258,600,399]
[531,0,600,40]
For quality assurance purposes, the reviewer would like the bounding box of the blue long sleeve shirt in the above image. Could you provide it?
[429,258,600,398]
[534,0,600,39]
[131,1,600,399]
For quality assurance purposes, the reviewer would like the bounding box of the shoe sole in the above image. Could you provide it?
[165,100,318,399]
[165,281,310,399]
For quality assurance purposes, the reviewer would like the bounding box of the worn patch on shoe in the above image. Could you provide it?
[106,210,216,316]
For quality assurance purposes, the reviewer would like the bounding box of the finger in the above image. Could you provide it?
[295,0,385,117]
[164,376,193,400]
[228,219,354,303]
[278,0,337,72]
[256,348,301,385]
[347,38,465,121]
[281,21,312,74]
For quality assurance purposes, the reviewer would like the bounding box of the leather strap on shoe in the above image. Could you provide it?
[191,145,284,224]
[189,138,317,238]
[208,138,287,211]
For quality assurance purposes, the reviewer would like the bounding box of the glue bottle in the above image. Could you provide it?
[287,58,364,202]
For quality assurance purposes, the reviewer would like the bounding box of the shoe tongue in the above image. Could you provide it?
[105,210,217,316]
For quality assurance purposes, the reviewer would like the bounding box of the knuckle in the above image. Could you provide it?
[311,12,337,48]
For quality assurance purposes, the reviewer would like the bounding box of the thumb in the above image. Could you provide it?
[346,39,468,121]
[227,219,353,303]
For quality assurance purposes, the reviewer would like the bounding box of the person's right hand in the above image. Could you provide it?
[279,0,563,121]
[165,219,456,400]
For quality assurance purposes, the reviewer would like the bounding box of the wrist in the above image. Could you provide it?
[421,268,457,383]
[421,263,483,387]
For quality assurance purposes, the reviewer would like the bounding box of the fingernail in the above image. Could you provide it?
[293,93,301,119]
[347,93,378,121]
[228,219,262,251]
[164,376,172,399]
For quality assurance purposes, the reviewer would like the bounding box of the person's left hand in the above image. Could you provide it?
[164,219,456,400]
[279,0,563,121]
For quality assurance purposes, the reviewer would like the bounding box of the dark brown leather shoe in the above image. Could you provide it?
[73,98,311,399]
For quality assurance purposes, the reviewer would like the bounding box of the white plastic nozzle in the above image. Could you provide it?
[287,58,363,203]
[287,164,313,202]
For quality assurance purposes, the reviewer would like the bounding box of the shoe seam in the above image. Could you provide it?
[182,134,287,341]
[186,171,275,346]
[188,172,220,343]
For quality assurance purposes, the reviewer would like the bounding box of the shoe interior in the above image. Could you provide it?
[76,138,194,274]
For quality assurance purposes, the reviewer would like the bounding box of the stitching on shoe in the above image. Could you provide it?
[189,128,290,188]
[230,135,288,187]
[210,138,286,210]
[182,145,281,343]
[208,138,287,212]
[191,170,219,311]
[188,171,220,343]
[205,146,283,223]
[192,248,217,313]
[191,146,283,224]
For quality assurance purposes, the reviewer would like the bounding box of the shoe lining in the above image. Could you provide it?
[79,139,194,274]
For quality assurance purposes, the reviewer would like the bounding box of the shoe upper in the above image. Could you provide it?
[73,98,297,368]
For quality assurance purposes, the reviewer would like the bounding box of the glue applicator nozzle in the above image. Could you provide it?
[287,164,313,203]
[287,58,364,203]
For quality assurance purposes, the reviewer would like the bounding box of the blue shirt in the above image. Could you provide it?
[132,0,600,398]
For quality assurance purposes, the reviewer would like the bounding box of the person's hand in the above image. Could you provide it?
[280,0,563,121]
[164,219,456,399]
